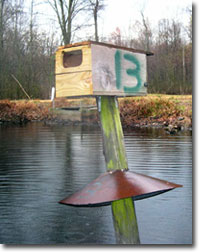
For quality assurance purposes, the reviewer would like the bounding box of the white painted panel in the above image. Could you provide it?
[91,44,147,96]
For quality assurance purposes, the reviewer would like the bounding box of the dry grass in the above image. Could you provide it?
[0,95,192,129]
[119,94,192,128]
[0,100,52,123]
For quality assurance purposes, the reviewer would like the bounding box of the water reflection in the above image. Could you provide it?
[0,123,192,244]
[124,128,192,244]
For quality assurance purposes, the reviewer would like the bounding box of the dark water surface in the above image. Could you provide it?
[0,123,192,244]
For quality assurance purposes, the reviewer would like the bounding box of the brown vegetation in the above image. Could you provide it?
[0,95,192,131]
[0,100,52,123]
[119,95,192,130]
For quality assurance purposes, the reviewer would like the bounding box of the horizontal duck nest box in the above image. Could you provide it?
[55,41,153,98]
[59,170,182,207]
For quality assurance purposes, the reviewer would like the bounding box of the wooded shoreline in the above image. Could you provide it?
[0,95,192,132]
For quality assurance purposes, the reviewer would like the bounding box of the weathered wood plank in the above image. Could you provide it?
[91,44,147,96]
[112,198,140,244]
[98,96,128,171]
[98,96,140,244]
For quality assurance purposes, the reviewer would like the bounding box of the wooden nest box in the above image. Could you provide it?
[55,41,153,98]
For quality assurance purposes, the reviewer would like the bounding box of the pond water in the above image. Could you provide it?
[0,123,192,245]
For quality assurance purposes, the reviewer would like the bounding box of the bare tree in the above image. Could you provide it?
[0,0,6,96]
[0,0,12,49]
[47,0,87,44]
[140,11,152,51]
[186,6,192,43]
[87,0,105,41]
[0,0,5,50]
[108,27,124,46]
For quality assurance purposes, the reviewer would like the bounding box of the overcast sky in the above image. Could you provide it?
[26,0,192,41]
[100,0,192,35]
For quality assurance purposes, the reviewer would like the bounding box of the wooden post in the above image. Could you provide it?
[97,96,140,244]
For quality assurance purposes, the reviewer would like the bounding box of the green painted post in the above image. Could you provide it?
[97,96,140,244]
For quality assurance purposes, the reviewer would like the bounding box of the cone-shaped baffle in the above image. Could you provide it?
[59,170,182,207]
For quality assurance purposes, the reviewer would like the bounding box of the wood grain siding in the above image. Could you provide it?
[56,71,93,97]
[56,45,93,97]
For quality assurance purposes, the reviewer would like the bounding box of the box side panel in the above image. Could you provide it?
[56,71,93,97]
[56,45,93,97]
[91,44,147,96]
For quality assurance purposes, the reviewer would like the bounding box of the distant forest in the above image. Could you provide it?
[0,0,192,99]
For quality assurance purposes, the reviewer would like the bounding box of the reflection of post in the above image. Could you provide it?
[97,96,140,244]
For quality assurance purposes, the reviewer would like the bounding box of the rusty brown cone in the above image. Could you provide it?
[59,170,182,207]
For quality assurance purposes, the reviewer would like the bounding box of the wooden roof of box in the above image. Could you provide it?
[57,40,154,56]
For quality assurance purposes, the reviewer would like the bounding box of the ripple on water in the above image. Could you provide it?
[0,123,192,244]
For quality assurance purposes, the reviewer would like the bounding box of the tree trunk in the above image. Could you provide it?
[94,0,98,41]
[0,0,5,50]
